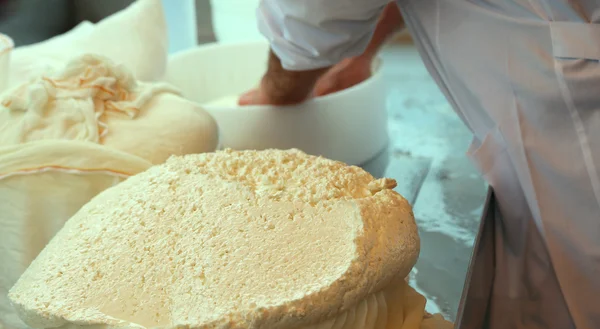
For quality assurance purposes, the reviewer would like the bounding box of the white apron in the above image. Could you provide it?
[396,0,600,328]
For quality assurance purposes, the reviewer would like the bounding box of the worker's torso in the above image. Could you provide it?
[397,1,600,328]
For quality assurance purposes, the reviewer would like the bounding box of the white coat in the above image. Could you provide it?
[257,0,600,328]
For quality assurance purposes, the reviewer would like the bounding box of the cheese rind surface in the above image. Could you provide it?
[9,149,420,329]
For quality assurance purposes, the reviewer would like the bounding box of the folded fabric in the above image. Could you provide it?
[0,54,218,329]
[0,54,218,164]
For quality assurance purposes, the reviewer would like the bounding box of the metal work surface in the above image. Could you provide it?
[363,45,488,321]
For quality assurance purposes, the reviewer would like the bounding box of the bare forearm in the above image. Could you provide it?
[256,3,403,105]
[361,2,405,59]
[262,50,329,105]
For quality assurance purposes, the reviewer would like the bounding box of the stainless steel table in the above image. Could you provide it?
[362,45,488,321]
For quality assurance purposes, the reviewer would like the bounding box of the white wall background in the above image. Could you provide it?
[209,0,263,43]
[163,0,264,52]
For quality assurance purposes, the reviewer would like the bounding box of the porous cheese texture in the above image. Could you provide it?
[0,54,219,164]
[9,149,427,329]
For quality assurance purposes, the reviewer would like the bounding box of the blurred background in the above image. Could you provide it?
[0,0,414,48]
[0,0,215,46]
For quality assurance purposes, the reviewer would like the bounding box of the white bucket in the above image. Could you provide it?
[164,41,389,166]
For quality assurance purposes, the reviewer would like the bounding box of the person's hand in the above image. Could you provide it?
[238,50,330,106]
[312,57,372,97]
[238,86,273,106]
[238,84,306,106]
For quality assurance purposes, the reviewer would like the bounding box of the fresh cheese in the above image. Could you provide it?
[9,149,450,329]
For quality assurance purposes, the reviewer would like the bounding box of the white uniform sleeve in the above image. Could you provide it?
[257,0,391,71]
